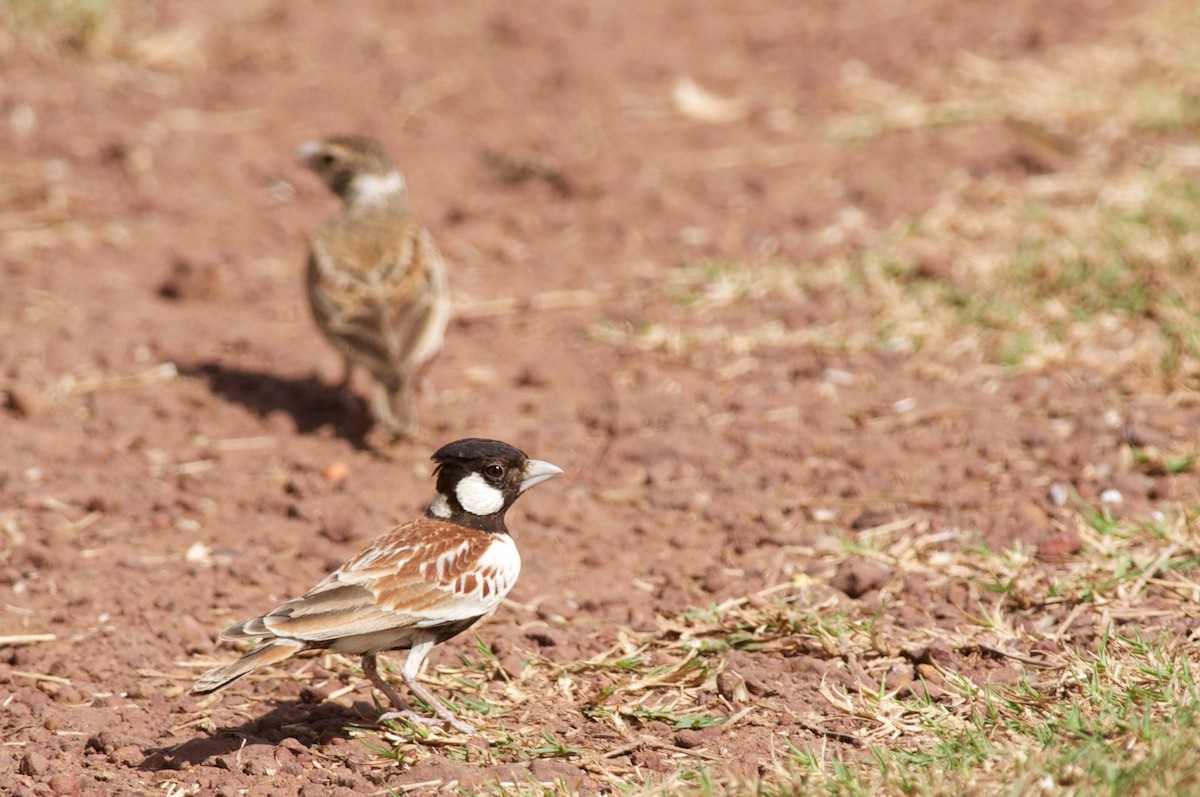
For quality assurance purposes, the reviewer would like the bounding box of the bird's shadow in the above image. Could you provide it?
[140,698,378,771]
[180,361,373,449]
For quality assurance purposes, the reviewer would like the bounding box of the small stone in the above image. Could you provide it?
[700,566,731,594]
[177,613,213,656]
[630,748,670,772]
[1123,423,1169,449]
[86,730,119,754]
[158,257,224,302]
[47,774,81,796]
[787,656,827,678]
[515,366,551,388]
[496,652,525,680]
[742,672,775,697]
[810,507,837,523]
[214,753,241,772]
[528,759,587,790]
[883,663,913,693]
[674,729,705,749]
[535,600,576,624]
[8,383,47,419]
[20,751,50,777]
[1047,483,1070,507]
[321,461,350,485]
[318,511,357,543]
[850,507,893,530]
[1148,478,1171,501]
[1037,528,1082,561]
[911,664,945,700]
[110,744,143,767]
[915,643,955,669]
[523,628,560,647]
[463,365,500,385]
[716,670,748,703]
[1014,501,1051,538]
[829,559,891,599]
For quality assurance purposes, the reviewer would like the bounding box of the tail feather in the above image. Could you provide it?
[219,616,270,641]
[190,639,305,695]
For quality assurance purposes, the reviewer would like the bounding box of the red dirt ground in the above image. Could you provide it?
[1,0,1187,794]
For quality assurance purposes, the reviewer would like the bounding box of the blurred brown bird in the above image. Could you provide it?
[191,438,563,733]
[298,135,451,438]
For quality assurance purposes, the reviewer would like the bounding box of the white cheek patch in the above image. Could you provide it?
[455,472,505,516]
[428,494,451,519]
[353,170,405,204]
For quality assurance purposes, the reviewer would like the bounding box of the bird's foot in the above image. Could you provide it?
[378,709,475,735]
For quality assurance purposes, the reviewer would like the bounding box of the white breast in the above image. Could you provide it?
[475,533,521,606]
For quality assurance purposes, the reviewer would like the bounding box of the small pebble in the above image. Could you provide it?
[20,751,50,777]
[7,384,47,419]
[716,670,748,703]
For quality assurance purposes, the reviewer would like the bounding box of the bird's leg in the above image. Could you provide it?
[334,356,363,418]
[362,653,413,713]
[369,379,417,440]
[338,355,355,392]
[381,637,475,734]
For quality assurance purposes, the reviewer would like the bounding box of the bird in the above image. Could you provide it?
[191,438,563,733]
[297,134,451,438]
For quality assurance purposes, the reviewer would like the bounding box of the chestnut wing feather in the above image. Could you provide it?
[259,519,519,643]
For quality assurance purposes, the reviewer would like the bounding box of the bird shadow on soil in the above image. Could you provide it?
[180,361,374,449]
[140,699,378,770]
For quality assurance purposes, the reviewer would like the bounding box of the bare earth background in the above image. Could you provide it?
[4,0,1200,795]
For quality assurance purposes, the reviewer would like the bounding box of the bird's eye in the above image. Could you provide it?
[483,463,505,481]
[318,153,336,166]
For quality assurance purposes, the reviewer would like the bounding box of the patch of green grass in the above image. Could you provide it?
[1132,447,1198,476]
[1082,506,1128,538]
[666,259,747,307]
[473,729,586,763]
[363,458,1198,797]
[1132,82,1200,132]
[583,7,1200,382]
[661,630,1200,797]
[624,705,728,730]
[522,731,586,759]
[871,166,1200,371]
